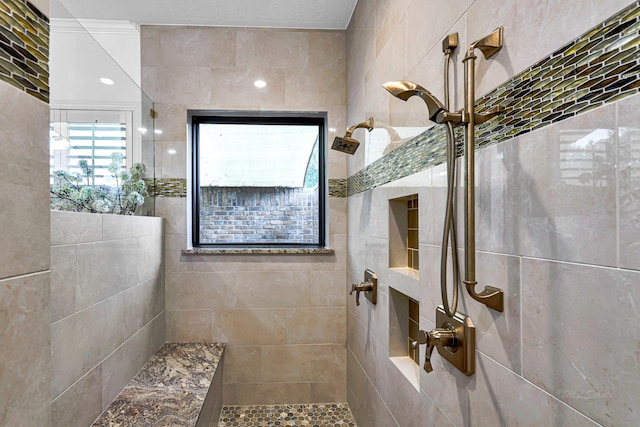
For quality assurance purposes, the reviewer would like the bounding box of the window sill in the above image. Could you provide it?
[182,247,335,255]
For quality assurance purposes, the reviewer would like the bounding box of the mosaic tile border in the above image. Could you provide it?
[151,178,348,198]
[0,0,49,103]
[146,178,187,198]
[218,403,357,427]
[329,178,347,198]
[347,1,640,196]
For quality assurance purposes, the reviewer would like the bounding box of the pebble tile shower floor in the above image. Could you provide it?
[217,403,357,426]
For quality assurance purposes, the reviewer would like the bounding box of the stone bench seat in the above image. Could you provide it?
[93,342,225,427]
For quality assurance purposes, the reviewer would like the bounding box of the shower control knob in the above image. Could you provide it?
[411,330,428,349]
[412,326,457,373]
[349,270,378,307]
[349,283,360,306]
[350,281,373,306]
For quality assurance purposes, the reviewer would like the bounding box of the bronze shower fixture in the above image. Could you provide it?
[462,27,505,312]
[331,117,375,155]
[384,27,506,377]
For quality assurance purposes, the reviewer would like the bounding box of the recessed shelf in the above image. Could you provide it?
[389,194,420,277]
[389,287,421,391]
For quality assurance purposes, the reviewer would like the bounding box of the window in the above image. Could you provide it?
[50,110,131,185]
[190,112,326,247]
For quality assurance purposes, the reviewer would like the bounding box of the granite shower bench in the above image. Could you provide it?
[93,342,225,427]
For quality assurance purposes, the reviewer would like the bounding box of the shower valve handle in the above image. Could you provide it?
[350,281,373,306]
[412,327,457,373]
[424,344,436,373]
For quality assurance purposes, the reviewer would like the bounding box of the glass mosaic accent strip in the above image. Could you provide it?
[145,178,187,198]
[347,1,640,196]
[329,178,347,198]
[218,403,357,427]
[150,178,347,198]
[0,0,49,103]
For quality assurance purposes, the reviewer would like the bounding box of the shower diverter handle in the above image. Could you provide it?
[350,269,378,307]
[350,281,373,306]
[411,326,457,373]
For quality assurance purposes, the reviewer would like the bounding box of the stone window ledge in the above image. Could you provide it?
[181,247,335,255]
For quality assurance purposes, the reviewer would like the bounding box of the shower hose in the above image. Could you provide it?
[441,50,460,318]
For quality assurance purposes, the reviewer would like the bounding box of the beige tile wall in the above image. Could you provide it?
[142,26,349,405]
[0,13,52,423]
[346,1,640,426]
[50,212,165,426]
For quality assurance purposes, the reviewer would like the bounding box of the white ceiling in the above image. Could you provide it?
[58,0,358,30]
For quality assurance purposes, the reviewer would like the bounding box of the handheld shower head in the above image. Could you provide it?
[331,117,374,155]
[382,81,447,123]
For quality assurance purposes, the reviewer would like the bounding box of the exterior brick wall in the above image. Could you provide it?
[199,186,319,244]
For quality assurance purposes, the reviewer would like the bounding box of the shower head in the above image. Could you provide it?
[331,117,375,155]
[331,135,361,155]
[382,81,447,123]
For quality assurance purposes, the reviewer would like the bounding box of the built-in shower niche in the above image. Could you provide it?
[389,194,419,278]
[389,287,421,391]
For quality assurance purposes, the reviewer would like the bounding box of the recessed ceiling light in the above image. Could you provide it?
[254,79,267,88]
[138,127,147,134]
[167,149,177,155]
[154,129,163,134]
[100,77,114,85]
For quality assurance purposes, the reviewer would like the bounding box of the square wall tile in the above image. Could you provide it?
[286,307,346,344]
[223,382,312,405]
[101,314,164,410]
[457,250,522,374]
[260,344,346,383]
[222,345,262,385]
[51,366,102,427]
[0,84,50,280]
[309,270,347,308]
[0,272,51,427]
[165,271,236,310]
[474,104,618,265]
[470,353,600,426]
[522,258,640,426]
[154,197,187,236]
[50,244,77,323]
[51,211,103,246]
[618,93,640,270]
[157,27,236,68]
[466,0,635,97]
[165,309,213,342]
[212,309,287,345]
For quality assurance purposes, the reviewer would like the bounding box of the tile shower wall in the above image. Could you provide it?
[347,1,639,427]
[49,212,165,427]
[141,26,349,405]
[0,0,50,426]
